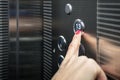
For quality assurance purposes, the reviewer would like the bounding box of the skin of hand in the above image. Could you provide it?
[51,30,107,80]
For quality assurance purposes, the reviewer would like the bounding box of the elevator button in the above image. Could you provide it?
[58,35,67,51]
[58,55,64,67]
[73,19,85,33]
[65,3,72,15]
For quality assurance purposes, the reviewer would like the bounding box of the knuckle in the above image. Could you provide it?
[79,56,88,60]
[88,58,96,64]
[77,56,88,63]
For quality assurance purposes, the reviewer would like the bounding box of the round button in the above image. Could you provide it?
[58,35,67,51]
[65,3,72,15]
[58,55,64,67]
[73,19,85,33]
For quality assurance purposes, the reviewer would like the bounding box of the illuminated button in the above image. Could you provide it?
[73,19,85,33]
[58,35,67,51]
[58,55,64,67]
[65,3,72,15]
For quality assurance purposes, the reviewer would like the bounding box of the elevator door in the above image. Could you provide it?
[9,0,42,80]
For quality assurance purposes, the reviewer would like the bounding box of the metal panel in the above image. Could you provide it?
[43,0,53,80]
[0,0,8,80]
[9,0,42,80]
[97,1,120,44]
[97,0,120,79]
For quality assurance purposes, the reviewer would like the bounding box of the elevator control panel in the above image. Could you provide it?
[57,19,86,67]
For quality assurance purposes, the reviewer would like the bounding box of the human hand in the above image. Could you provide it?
[52,30,107,80]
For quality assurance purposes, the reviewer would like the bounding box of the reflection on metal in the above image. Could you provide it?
[99,40,120,79]
[10,37,42,42]
[83,32,120,79]
[83,33,97,54]
[9,0,42,80]
[97,0,120,79]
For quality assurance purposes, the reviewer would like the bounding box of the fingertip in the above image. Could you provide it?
[74,30,82,41]
[75,30,81,35]
[70,30,82,47]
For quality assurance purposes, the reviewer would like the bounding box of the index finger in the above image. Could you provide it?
[62,30,82,65]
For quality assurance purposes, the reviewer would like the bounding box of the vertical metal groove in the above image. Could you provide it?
[0,0,9,80]
[43,0,52,80]
[16,0,19,80]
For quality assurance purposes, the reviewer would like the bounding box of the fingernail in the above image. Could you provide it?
[75,30,81,35]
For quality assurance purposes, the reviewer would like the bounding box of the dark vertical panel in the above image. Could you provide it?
[9,0,43,80]
[9,0,17,79]
[19,0,42,80]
